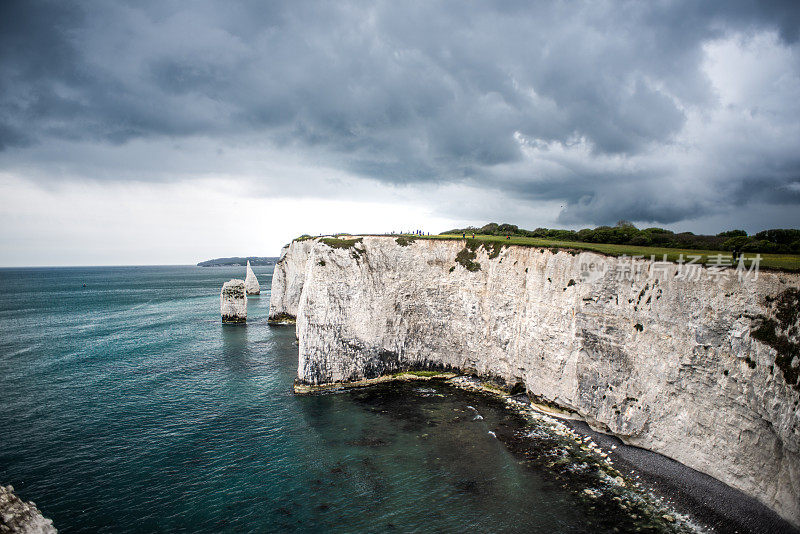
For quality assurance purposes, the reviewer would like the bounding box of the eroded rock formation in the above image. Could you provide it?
[0,485,56,534]
[268,239,317,323]
[244,261,260,295]
[270,236,800,526]
[220,279,246,323]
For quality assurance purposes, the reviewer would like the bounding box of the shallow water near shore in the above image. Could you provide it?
[2,265,689,533]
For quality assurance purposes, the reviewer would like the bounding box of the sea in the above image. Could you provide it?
[0,265,685,533]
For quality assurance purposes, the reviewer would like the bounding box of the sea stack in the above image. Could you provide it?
[244,261,260,295]
[0,485,57,533]
[220,279,247,323]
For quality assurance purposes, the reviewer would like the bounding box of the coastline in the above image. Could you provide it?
[446,375,800,533]
[294,372,800,534]
[563,419,800,534]
[272,235,800,524]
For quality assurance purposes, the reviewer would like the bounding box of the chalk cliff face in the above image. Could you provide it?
[245,261,260,295]
[0,485,57,533]
[268,240,317,322]
[269,236,800,526]
[220,279,247,323]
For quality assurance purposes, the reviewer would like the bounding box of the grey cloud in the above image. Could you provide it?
[556,188,708,227]
[1,0,799,229]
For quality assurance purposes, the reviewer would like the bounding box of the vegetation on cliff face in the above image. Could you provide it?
[482,240,506,259]
[321,237,363,250]
[320,237,365,261]
[390,370,443,378]
[455,240,481,271]
[451,240,512,271]
[445,222,800,255]
[396,236,415,247]
[751,288,800,391]
[294,234,356,242]
[268,312,296,324]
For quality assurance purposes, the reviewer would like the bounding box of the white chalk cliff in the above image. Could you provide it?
[269,236,800,526]
[245,261,260,295]
[220,279,247,323]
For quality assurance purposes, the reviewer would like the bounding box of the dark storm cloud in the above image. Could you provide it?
[1,0,799,227]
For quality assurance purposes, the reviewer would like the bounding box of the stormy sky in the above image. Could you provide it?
[1,1,799,265]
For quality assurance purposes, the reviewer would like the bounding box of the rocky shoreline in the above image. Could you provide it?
[296,371,800,534]
[0,485,56,534]
[563,419,800,534]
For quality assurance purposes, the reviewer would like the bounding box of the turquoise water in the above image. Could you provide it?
[1,266,656,532]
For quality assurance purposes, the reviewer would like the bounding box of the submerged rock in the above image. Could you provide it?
[220,279,246,323]
[244,261,260,295]
[0,485,57,533]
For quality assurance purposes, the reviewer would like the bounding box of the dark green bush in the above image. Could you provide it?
[722,236,749,250]
[718,230,747,237]
[455,243,481,272]
[320,237,363,250]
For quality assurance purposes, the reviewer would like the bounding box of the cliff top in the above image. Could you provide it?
[294,233,800,272]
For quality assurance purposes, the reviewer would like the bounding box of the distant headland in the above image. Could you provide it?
[197,256,278,267]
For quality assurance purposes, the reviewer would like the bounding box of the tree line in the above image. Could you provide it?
[444,222,800,254]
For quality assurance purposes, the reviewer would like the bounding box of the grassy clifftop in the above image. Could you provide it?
[423,234,800,272]
[291,233,800,271]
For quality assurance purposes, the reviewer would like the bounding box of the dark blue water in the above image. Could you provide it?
[1,266,672,533]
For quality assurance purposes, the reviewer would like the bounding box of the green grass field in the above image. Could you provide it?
[412,233,800,272]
